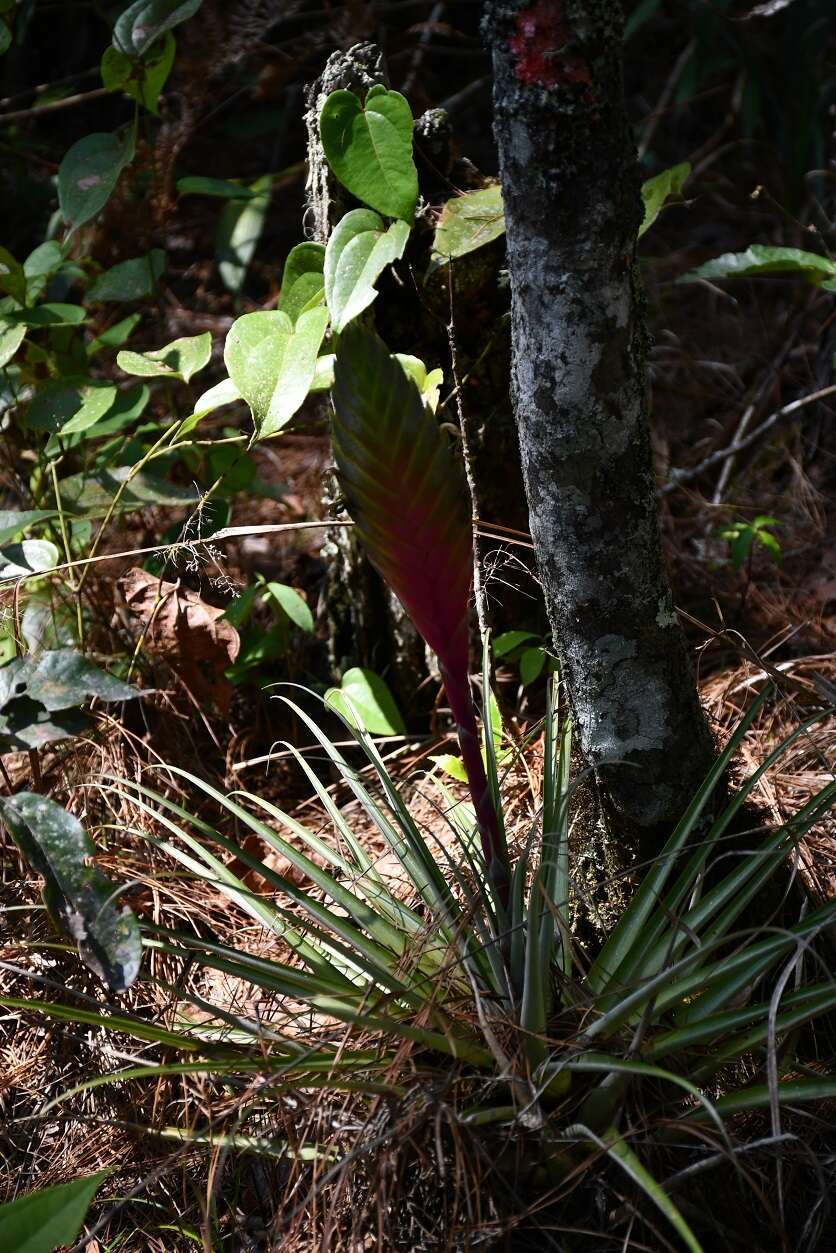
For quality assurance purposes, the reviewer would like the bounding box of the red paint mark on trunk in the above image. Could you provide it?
[509,0,592,90]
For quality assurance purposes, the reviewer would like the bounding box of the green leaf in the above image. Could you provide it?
[680,244,836,284]
[320,85,418,223]
[278,242,326,325]
[324,209,409,333]
[428,183,505,273]
[216,174,271,294]
[24,380,118,434]
[0,1170,110,1253]
[56,383,149,446]
[0,320,25,368]
[0,246,26,304]
[113,0,202,57]
[56,466,197,516]
[310,353,335,392]
[0,539,59,579]
[0,17,10,57]
[179,375,242,436]
[4,303,86,328]
[102,30,175,114]
[58,131,134,230]
[264,582,314,633]
[0,792,141,991]
[117,331,211,382]
[88,249,165,301]
[86,311,142,355]
[0,649,140,710]
[638,161,691,238]
[0,510,58,546]
[519,645,546,686]
[432,753,468,783]
[176,175,255,200]
[223,307,328,437]
[325,667,406,736]
[493,629,538,658]
[393,354,443,411]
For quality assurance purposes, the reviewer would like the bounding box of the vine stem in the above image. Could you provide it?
[446,266,488,638]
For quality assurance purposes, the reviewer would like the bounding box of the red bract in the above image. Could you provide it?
[331,324,510,900]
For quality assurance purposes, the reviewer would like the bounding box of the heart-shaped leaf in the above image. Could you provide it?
[113,0,202,57]
[394,354,444,411]
[117,331,211,382]
[278,242,326,325]
[320,85,418,222]
[325,667,406,735]
[0,1171,110,1253]
[324,208,409,332]
[223,306,329,437]
[0,792,141,991]
[88,249,165,301]
[58,130,135,230]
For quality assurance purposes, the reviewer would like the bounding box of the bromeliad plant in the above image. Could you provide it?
[5,71,836,1249]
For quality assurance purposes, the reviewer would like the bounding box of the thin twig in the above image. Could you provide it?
[0,86,111,123]
[661,382,836,494]
[446,268,488,635]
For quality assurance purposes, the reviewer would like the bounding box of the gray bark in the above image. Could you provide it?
[484,1,715,836]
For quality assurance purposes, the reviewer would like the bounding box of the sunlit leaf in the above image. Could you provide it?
[216,174,271,294]
[638,161,691,237]
[325,667,406,735]
[324,209,409,332]
[428,183,505,273]
[278,242,326,325]
[320,85,418,222]
[117,331,211,382]
[0,1171,109,1253]
[223,307,328,437]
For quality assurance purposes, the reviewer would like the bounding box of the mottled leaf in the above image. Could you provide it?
[428,183,505,273]
[101,30,175,114]
[58,131,134,230]
[0,793,141,991]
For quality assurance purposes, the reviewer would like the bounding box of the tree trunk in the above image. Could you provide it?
[484,1,715,840]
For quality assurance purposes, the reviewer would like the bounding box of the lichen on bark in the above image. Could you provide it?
[483,0,715,848]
